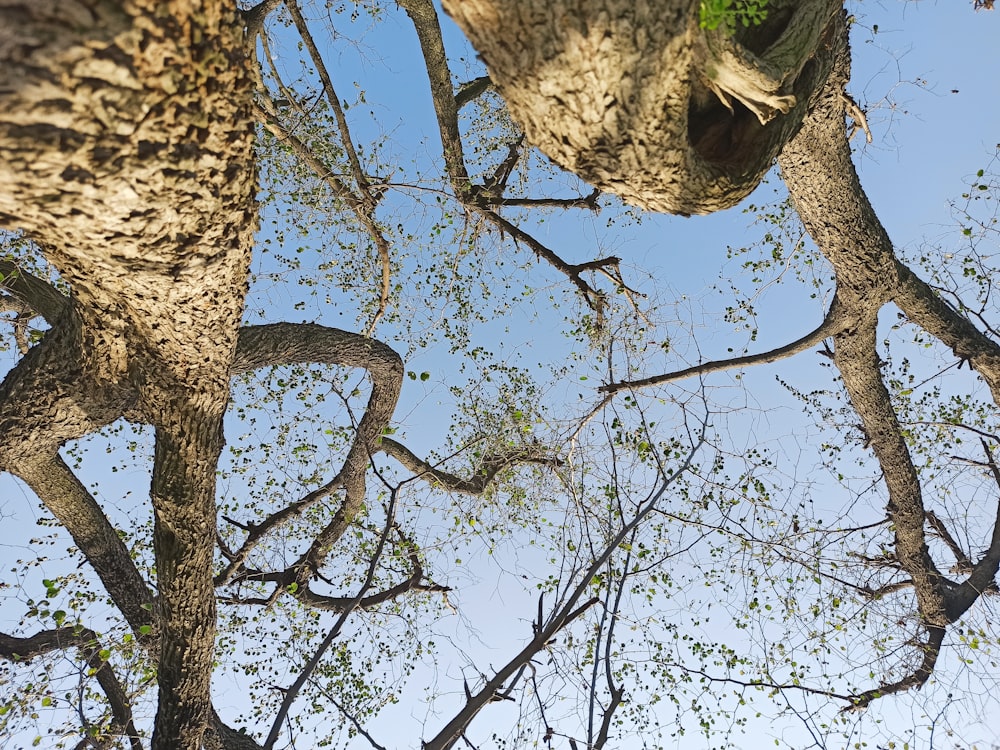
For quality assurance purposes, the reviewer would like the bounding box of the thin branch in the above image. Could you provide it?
[309,681,389,750]
[494,188,601,211]
[379,436,562,495]
[925,510,973,574]
[262,488,403,749]
[601,297,844,393]
[945,439,1000,618]
[482,208,611,317]
[422,423,707,750]
[285,0,371,196]
[253,106,393,332]
[0,627,142,750]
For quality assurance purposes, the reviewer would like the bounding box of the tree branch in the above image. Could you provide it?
[0,627,142,750]
[601,297,844,393]
[379,436,561,495]
[262,487,403,749]
[397,0,472,197]
[422,424,706,750]
[226,324,403,585]
[0,259,68,324]
[843,626,946,712]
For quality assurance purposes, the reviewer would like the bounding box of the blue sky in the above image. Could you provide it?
[2,2,1000,749]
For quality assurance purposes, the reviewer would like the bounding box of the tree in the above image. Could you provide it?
[1,1,999,749]
[442,0,843,214]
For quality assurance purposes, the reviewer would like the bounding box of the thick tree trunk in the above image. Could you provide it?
[443,0,842,214]
[0,1,256,748]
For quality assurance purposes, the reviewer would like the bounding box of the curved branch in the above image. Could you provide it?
[379,436,562,495]
[844,626,946,712]
[222,324,403,583]
[241,0,285,42]
[600,297,844,394]
[455,76,493,109]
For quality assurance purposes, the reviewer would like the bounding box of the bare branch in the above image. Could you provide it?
[492,188,601,211]
[285,0,371,197]
[601,297,844,394]
[262,488,404,749]
[945,439,1000,618]
[843,627,946,712]
[422,424,706,750]
[0,627,142,750]
[253,107,393,332]
[925,510,974,574]
[379,436,561,495]
[481,208,611,317]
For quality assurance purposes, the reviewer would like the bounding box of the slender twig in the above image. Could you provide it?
[422,422,707,750]
[263,488,403,749]
[601,297,845,393]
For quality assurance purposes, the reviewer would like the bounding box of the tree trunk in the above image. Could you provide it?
[442,0,842,214]
[0,1,256,747]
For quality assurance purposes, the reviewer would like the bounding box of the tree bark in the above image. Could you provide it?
[442,0,842,214]
[0,1,256,748]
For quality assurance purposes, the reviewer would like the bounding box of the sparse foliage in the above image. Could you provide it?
[1,2,999,750]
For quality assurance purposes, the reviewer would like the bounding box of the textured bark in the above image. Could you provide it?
[0,1,256,748]
[442,0,842,214]
[226,324,404,590]
[778,13,1000,703]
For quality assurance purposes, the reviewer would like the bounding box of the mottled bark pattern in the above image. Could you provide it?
[443,0,840,214]
[0,1,256,748]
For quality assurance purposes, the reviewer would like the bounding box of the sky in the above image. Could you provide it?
[2,2,1000,749]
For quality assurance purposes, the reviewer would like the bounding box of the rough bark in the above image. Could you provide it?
[442,0,842,214]
[0,1,256,748]
[778,12,1000,704]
